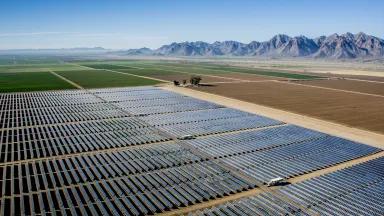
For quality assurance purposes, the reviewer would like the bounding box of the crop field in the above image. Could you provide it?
[0,72,75,92]
[292,79,384,96]
[0,64,86,72]
[195,81,384,133]
[80,61,324,80]
[56,70,162,88]
[0,86,383,215]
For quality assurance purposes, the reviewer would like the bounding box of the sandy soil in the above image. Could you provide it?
[161,85,384,148]
[291,79,384,96]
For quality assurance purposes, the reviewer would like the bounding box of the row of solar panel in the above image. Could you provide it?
[0,96,223,128]
[0,86,159,100]
[194,157,384,216]
[1,117,159,143]
[0,87,178,110]
[0,125,171,162]
[280,156,384,215]
[0,161,254,216]
[0,109,130,129]
[192,192,306,216]
[140,108,254,126]
[220,136,380,183]
[118,100,221,116]
[0,142,204,196]
[186,125,327,157]
[159,115,283,137]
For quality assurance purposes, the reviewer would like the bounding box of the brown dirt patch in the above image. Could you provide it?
[292,79,384,96]
[214,72,286,81]
[297,72,384,82]
[195,82,384,133]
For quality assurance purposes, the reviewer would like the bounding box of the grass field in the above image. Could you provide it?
[56,70,162,88]
[82,64,138,70]
[0,72,75,92]
[0,59,329,92]
[0,63,86,72]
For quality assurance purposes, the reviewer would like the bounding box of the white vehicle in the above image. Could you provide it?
[266,177,285,187]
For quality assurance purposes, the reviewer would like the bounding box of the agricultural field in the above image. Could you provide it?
[0,72,75,92]
[0,57,384,215]
[56,69,162,88]
[292,79,384,96]
[0,63,86,72]
[1,59,384,135]
[0,86,383,215]
[80,61,323,78]
[194,81,384,133]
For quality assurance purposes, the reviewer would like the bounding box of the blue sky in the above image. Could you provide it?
[0,0,383,49]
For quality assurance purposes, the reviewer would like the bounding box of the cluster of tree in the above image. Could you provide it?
[173,75,201,86]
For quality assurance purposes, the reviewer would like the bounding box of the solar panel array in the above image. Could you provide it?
[194,156,384,216]
[0,86,382,215]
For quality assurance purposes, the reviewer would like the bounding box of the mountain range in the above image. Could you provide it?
[121,32,384,59]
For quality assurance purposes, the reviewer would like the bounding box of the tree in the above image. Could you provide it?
[190,75,202,86]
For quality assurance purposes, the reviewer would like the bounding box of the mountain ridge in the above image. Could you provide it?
[122,32,384,59]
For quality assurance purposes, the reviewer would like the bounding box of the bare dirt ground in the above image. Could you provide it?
[212,72,286,81]
[293,71,384,83]
[162,82,384,135]
[291,79,384,96]
[339,75,384,83]
[203,82,384,133]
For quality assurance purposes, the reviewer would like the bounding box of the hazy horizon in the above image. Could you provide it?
[1,0,383,49]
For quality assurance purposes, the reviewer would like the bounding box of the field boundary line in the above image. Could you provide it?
[49,70,84,89]
[155,63,316,81]
[161,85,384,149]
[120,62,253,82]
[345,78,384,84]
[201,80,274,84]
[103,68,170,82]
[277,80,384,98]
[70,63,170,83]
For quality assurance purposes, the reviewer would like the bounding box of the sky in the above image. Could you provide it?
[0,0,383,49]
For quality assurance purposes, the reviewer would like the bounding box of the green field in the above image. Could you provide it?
[102,61,322,79]
[56,70,162,88]
[0,59,324,93]
[82,64,138,70]
[0,72,75,92]
[0,64,86,72]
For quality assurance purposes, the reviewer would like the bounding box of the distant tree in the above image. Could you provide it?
[190,75,202,86]
[182,79,187,85]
